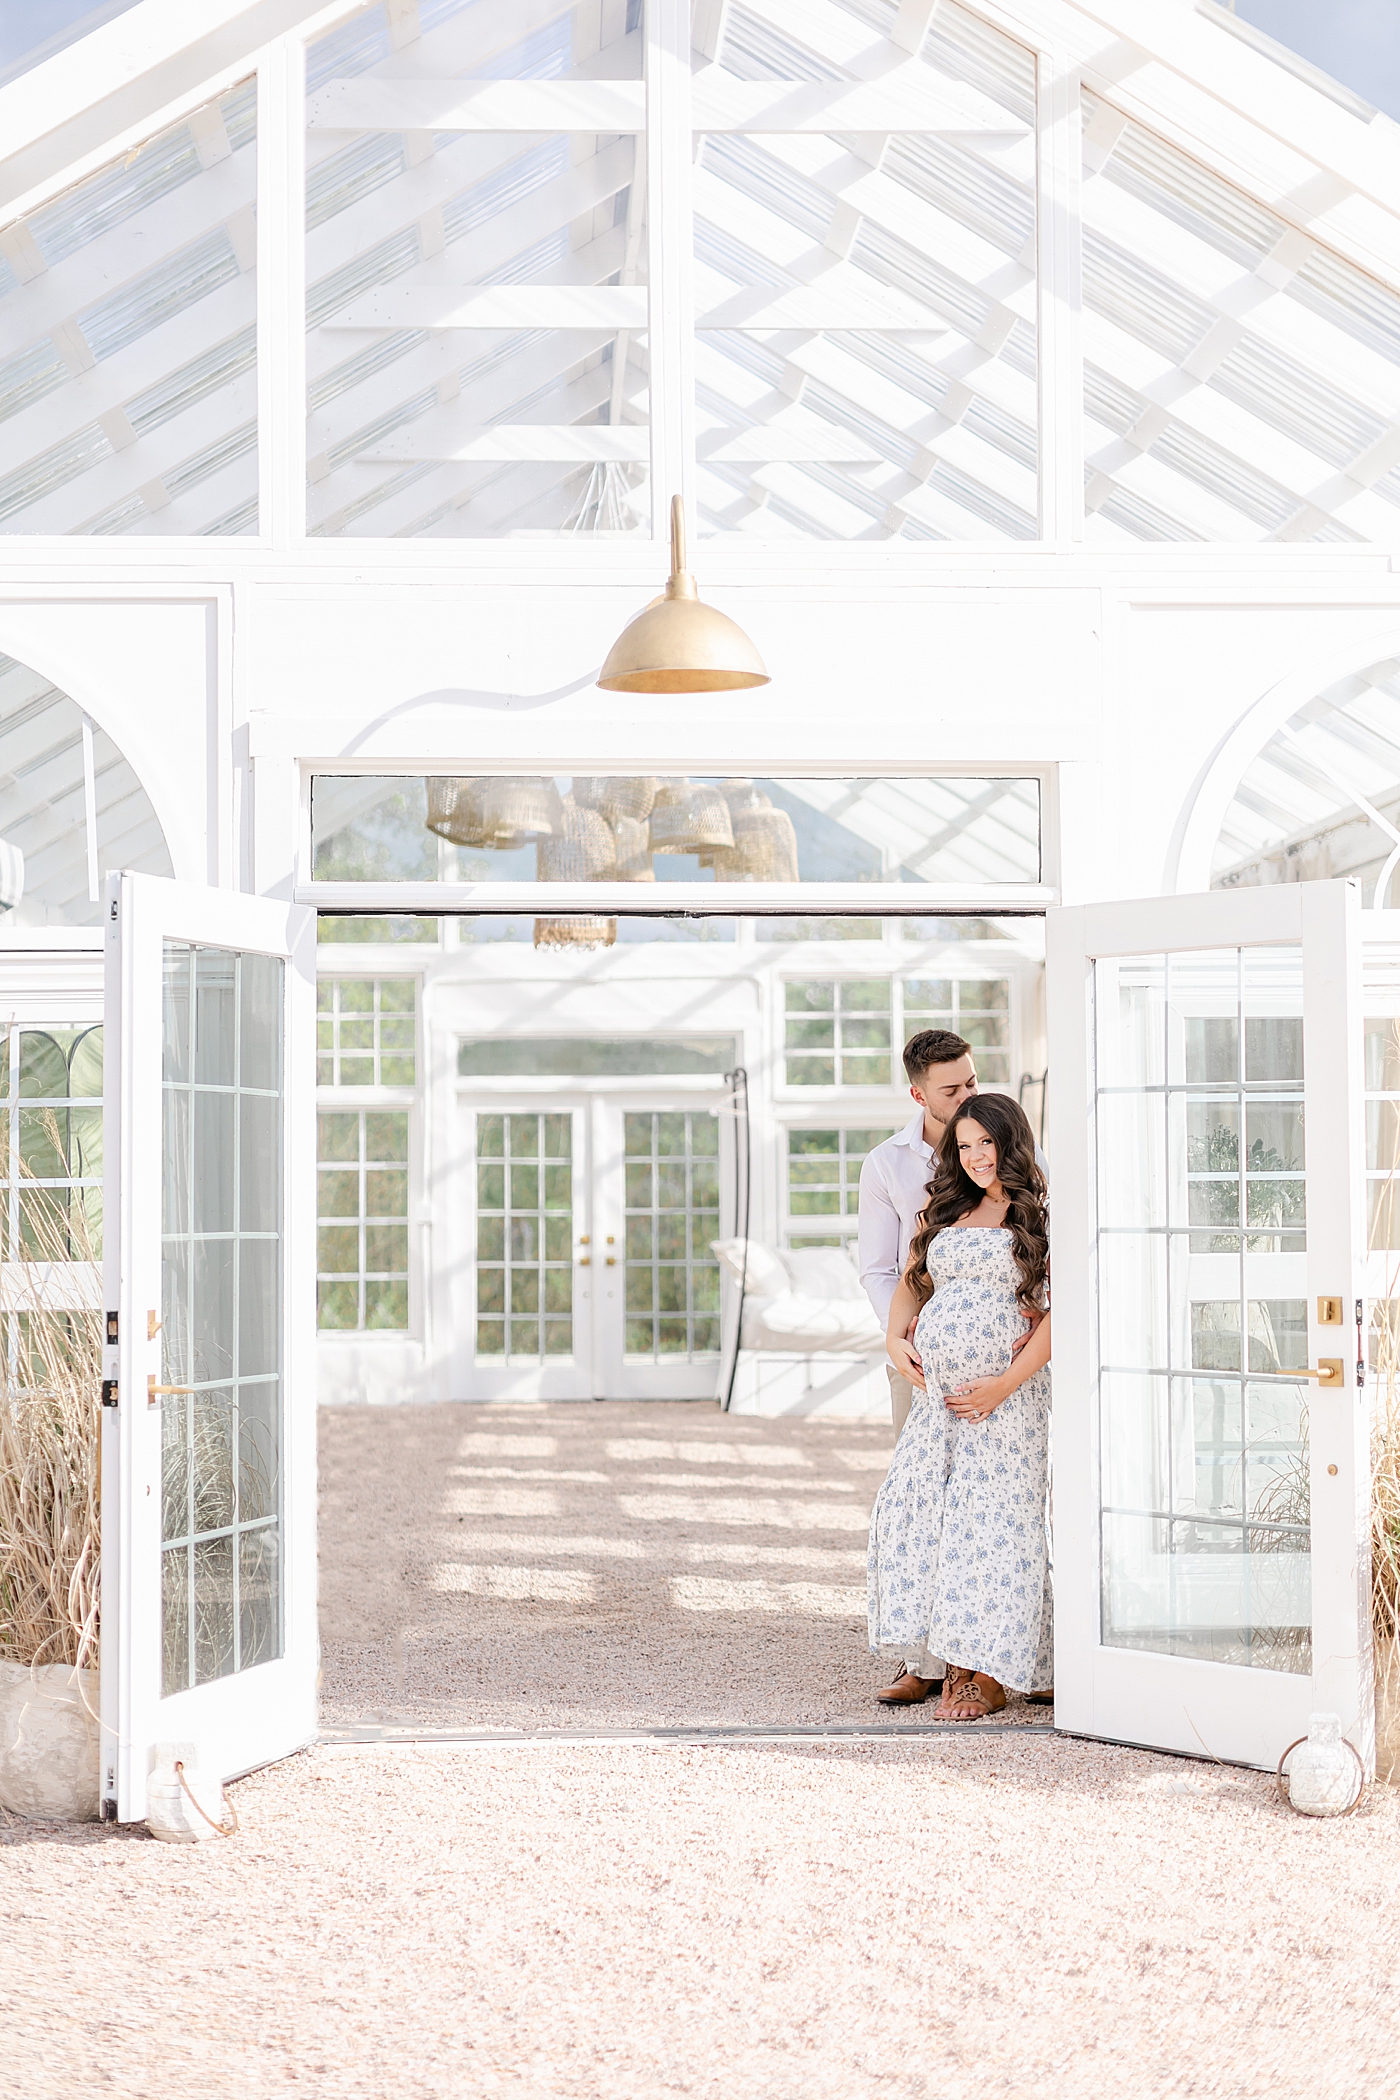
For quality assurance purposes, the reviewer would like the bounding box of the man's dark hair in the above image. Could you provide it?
[903,1028,973,1083]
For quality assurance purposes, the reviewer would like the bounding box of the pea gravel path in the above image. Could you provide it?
[317,1399,1049,1733]
[4,1733,1399,2098]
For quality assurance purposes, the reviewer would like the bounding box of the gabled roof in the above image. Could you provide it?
[0,0,1397,547]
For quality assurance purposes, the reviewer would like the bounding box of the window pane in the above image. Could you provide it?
[305,1,648,540]
[0,82,257,537]
[161,941,284,1695]
[1082,88,1400,546]
[694,2,1037,542]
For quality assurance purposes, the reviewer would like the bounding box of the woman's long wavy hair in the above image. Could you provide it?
[903,1092,1048,1319]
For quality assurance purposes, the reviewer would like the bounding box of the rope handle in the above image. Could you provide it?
[1275,1735,1367,1817]
[174,1759,239,1838]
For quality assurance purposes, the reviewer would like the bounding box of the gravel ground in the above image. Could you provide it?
[319,1398,1049,1732]
[5,1732,1398,2099]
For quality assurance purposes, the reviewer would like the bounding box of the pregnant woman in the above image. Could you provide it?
[867,1091,1053,1720]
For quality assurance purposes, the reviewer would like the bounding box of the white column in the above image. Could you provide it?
[646,0,696,535]
[1035,47,1083,544]
[257,34,307,550]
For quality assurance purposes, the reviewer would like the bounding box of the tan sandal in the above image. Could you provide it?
[877,1671,943,1705]
[940,1672,1007,1721]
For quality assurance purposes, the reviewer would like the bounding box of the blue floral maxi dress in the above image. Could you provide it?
[867,1227,1053,1693]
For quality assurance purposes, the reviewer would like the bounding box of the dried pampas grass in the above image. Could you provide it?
[0,1123,101,1671]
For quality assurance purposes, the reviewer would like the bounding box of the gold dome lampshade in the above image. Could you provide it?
[597,496,770,694]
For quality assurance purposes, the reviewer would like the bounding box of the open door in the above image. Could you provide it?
[100,875,316,1822]
[1048,880,1373,1771]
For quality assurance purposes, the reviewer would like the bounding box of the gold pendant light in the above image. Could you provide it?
[597,496,770,694]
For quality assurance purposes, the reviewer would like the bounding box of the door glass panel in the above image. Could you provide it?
[623,1112,721,1362]
[161,941,283,1696]
[1096,946,1310,1674]
[474,1113,572,1360]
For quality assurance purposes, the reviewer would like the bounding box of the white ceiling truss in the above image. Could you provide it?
[0,0,1396,544]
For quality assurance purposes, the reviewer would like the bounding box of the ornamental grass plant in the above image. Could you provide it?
[0,1125,102,1673]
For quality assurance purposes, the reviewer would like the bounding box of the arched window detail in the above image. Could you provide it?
[0,653,173,922]
[1212,658,1400,900]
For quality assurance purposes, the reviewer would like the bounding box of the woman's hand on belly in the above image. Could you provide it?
[944,1372,1012,1421]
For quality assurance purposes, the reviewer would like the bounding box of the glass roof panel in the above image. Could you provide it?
[305,0,649,540]
[1083,91,1400,545]
[694,0,1037,541]
[0,79,258,537]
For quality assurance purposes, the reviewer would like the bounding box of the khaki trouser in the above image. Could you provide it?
[887,1363,917,1436]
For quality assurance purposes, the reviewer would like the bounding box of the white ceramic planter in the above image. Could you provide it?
[0,1659,100,1821]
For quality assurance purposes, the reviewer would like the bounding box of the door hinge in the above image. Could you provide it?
[101,1379,119,1408]
[105,1309,118,1344]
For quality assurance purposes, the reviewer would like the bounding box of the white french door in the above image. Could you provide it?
[457,1091,726,1399]
[1047,880,1373,1771]
[101,876,317,1822]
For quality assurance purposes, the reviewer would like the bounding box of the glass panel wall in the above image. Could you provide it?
[0,1024,103,1258]
[161,943,284,1694]
[1095,946,1311,1675]
[694,0,1037,540]
[305,0,648,538]
[1082,91,1400,544]
[0,81,257,536]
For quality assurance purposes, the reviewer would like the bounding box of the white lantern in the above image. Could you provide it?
[1278,1713,1365,1817]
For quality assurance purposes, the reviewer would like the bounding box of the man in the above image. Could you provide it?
[858,1029,1047,1437]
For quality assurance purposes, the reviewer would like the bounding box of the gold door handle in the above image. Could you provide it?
[148,1377,196,1403]
[1297,1361,1344,1386]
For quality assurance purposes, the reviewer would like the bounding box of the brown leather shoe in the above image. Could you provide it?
[876,1672,944,1705]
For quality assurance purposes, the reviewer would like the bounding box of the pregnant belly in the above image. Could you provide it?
[918,1286,1025,1387]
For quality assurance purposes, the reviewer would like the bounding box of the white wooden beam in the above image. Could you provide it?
[308,79,647,133]
[1037,48,1083,544]
[324,282,644,332]
[306,74,1029,139]
[356,423,884,464]
[647,0,694,535]
[258,32,306,550]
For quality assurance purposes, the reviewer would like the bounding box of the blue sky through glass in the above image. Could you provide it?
[1224,1,1400,120]
[0,0,143,81]
[1,0,1398,123]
